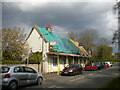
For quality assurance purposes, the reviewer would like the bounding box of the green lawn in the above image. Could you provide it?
[100,77,120,89]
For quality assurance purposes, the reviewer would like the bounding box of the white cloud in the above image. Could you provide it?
[12,2,49,12]
[102,11,117,38]
[2,0,116,2]
[105,11,117,30]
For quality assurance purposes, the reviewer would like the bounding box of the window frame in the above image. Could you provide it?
[23,66,37,73]
[2,66,10,73]
[14,66,23,73]
[53,58,57,66]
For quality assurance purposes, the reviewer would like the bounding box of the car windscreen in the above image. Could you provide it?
[69,65,75,68]
[94,62,99,64]
[85,64,92,66]
[2,66,10,73]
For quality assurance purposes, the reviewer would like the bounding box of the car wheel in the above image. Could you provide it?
[61,72,64,76]
[72,71,75,76]
[78,71,80,74]
[9,81,18,90]
[94,68,98,71]
[37,77,43,85]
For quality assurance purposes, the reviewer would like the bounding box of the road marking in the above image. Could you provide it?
[113,73,119,76]
[70,76,85,82]
[89,74,93,75]
[49,85,56,88]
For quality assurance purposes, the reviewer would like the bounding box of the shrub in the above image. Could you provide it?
[28,52,42,64]
[2,60,21,64]
[100,77,120,88]
[1,52,42,64]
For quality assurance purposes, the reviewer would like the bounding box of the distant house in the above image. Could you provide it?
[26,25,90,74]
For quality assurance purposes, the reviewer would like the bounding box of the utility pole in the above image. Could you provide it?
[112,1,120,61]
[112,1,120,52]
[117,1,120,53]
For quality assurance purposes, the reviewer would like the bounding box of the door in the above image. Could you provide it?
[14,66,29,85]
[23,67,38,84]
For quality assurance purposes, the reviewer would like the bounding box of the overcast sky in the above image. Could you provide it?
[1,0,118,52]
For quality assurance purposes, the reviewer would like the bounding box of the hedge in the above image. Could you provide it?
[1,52,42,64]
[2,60,22,64]
[28,52,42,64]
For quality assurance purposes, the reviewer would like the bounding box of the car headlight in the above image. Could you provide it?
[69,70,73,72]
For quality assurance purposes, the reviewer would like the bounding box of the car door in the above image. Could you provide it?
[23,66,38,84]
[14,66,29,85]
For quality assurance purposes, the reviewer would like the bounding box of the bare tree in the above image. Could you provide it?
[0,28,2,60]
[2,27,29,60]
[67,32,77,41]
[78,29,98,50]
[97,37,110,46]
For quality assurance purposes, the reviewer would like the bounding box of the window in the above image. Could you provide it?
[23,67,36,73]
[80,60,82,64]
[69,59,72,65]
[53,59,57,66]
[60,59,66,64]
[75,60,78,64]
[85,64,92,66]
[2,66,10,73]
[69,64,75,68]
[64,60,66,64]
[14,67,22,73]
[77,64,82,68]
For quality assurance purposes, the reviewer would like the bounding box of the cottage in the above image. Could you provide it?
[27,25,90,74]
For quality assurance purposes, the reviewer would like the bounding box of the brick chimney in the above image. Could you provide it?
[46,25,52,32]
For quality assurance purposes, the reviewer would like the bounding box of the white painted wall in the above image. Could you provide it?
[27,29,42,53]
[27,28,50,73]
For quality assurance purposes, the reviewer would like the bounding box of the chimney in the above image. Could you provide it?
[46,25,52,32]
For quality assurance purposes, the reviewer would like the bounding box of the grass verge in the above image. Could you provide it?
[100,77,120,89]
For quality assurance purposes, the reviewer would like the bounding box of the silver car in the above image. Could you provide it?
[1,65,43,90]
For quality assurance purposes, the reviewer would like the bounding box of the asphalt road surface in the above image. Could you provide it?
[5,62,120,89]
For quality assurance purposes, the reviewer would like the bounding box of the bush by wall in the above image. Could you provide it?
[1,52,42,64]
[28,52,42,64]
[2,60,22,64]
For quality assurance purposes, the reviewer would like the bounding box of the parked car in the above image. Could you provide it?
[105,62,112,67]
[105,62,109,68]
[84,63,98,71]
[61,64,83,76]
[1,65,43,90]
[94,62,102,70]
[100,62,106,68]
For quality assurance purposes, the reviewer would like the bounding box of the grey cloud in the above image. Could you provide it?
[2,2,115,39]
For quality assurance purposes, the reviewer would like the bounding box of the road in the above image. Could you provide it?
[15,63,120,89]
